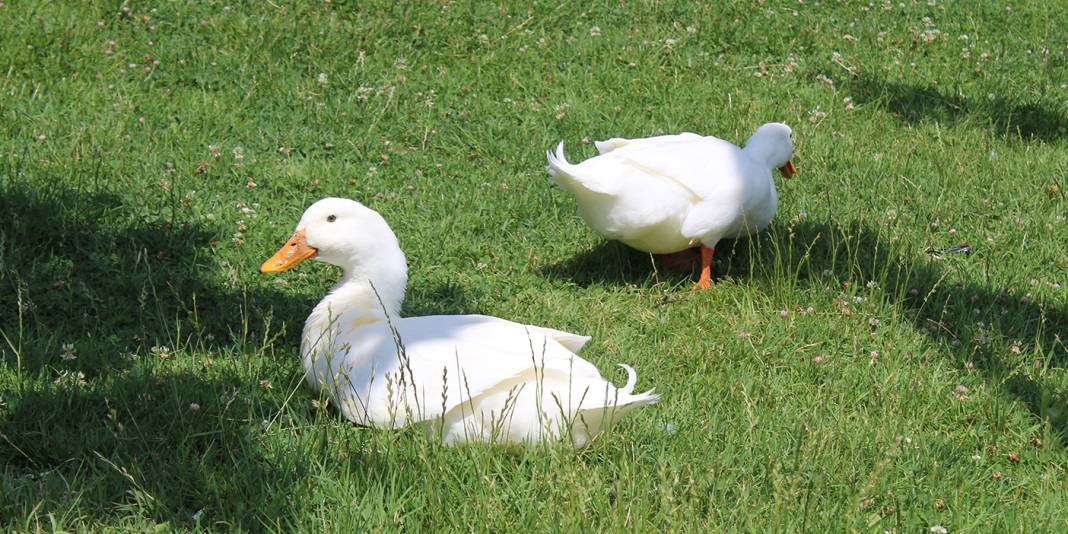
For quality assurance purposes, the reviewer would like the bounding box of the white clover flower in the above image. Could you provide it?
[60,343,77,361]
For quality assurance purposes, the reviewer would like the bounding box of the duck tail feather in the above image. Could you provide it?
[545,141,614,195]
[545,141,571,184]
[617,363,638,395]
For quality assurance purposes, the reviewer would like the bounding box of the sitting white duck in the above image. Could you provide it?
[260,198,658,447]
[546,123,797,289]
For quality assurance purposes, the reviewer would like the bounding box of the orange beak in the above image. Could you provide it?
[778,160,797,179]
[260,228,318,273]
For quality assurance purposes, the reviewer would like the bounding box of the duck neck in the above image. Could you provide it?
[336,246,408,317]
[300,247,408,386]
[742,139,777,172]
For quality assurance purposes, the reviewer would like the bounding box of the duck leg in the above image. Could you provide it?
[692,245,714,290]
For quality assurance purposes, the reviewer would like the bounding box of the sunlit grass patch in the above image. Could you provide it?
[1,0,1066,531]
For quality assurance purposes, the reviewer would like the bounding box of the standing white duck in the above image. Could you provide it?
[546,123,797,289]
[260,198,658,447]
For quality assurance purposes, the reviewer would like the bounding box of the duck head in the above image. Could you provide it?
[260,197,409,314]
[260,198,390,271]
[744,122,797,179]
[260,196,405,279]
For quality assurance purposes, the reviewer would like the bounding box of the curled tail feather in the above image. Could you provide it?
[615,363,659,406]
[545,141,572,187]
[618,363,638,394]
[544,142,614,195]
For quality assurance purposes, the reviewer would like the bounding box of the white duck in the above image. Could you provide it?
[546,123,797,289]
[260,198,658,447]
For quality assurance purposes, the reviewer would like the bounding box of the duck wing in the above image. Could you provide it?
[547,133,717,197]
[603,134,747,200]
[594,132,703,154]
[327,315,603,427]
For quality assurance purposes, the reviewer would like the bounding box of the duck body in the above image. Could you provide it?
[550,132,779,252]
[263,198,657,447]
[303,308,649,446]
[547,123,796,288]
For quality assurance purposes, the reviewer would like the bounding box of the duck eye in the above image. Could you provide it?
[327,214,336,223]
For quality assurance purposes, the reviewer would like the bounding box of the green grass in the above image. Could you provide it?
[2,0,1066,531]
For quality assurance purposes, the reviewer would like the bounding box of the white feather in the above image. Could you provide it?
[275,198,658,447]
[545,123,795,254]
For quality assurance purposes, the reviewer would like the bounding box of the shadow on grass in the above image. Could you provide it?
[0,178,335,528]
[845,76,1068,142]
[0,177,479,528]
[1,366,406,530]
[543,221,1067,442]
[538,240,703,288]
[768,221,1066,440]
[2,371,288,529]
[0,179,317,373]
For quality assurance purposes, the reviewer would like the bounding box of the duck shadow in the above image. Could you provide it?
[0,178,331,527]
[845,76,1068,142]
[538,240,709,288]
